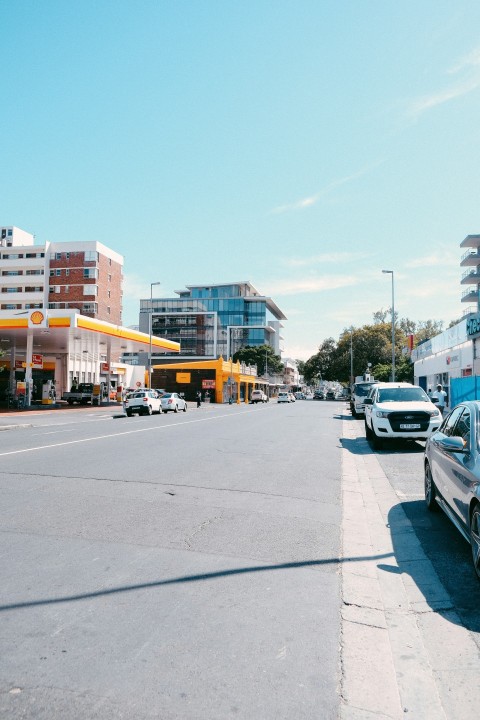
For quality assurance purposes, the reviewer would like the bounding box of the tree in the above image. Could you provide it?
[233,345,283,376]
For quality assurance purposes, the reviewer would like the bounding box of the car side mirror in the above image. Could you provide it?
[437,436,467,453]
[364,398,373,405]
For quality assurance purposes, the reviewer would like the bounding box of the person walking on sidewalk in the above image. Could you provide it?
[196,391,202,408]
[432,384,447,414]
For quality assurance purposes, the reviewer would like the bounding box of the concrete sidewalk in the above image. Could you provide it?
[340,419,480,719]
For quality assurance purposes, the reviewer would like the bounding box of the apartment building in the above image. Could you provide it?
[138,281,286,364]
[0,225,123,323]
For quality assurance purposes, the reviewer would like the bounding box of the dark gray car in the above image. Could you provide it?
[424,400,480,579]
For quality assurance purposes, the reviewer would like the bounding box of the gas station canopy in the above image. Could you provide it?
[0,309,180,358]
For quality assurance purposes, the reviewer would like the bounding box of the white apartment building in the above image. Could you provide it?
[0,225,124,323]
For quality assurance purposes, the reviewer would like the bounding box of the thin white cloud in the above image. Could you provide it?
[408,45,480,118]
[270,160,384,214]
[265,276,357,296]
[281,251,371,268]
[405,250,458,268]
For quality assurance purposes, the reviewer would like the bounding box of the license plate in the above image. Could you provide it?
[400,423,421,429]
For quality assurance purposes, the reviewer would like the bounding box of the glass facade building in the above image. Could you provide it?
[139,282,286,360]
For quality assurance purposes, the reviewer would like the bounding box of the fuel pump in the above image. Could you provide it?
[42,379,55,405]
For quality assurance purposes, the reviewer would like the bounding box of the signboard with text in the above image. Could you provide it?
[202,379,215,389]
[176,372,191,383]
[32,353,43,369]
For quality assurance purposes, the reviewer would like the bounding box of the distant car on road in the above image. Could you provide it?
[125,390,162,416]
[424,400,480,579]
[251,389,268,404]
[277,391,291,403]
[160,392,187,413]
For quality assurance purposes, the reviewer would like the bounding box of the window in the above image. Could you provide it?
[441,406,463,436]
[108,274,112,282]
[453,408,471,444]
[64,286,69,294]
[108,290,111,298]
[66,269,70,276]
[84,251,98,262]
[55,269,61,276]
[55,286,61,294]
[50,270,54,277]
[83,268,98,279]
[66,252,70,259]
[55,252,62,260]
[83,285,98,296]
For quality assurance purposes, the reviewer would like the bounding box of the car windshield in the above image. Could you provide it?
[377,388,429,403]
[354,384,375,397]
[162,393,172,398]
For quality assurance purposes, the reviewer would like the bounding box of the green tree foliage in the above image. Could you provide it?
[303,310,444,384]
[233,345,283,376]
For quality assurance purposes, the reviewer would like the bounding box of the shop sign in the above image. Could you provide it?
[176,372,191,383]
[32,353,43,369]
[446,355,459,365]
[202,379,215,389]
[101,363,110,373]
[467,315,480,337]
[15,359,25,369]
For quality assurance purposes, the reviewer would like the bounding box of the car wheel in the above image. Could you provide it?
[126,410,132,417]
[364,420,372,440]
[424,462,438,511]
[370,425,383,450]
[470,503,480,580]
[174,404,178,413]
[146,405,153,416]
[183,404,187,412]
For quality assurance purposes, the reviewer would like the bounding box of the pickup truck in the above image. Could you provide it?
[62,383,98,405]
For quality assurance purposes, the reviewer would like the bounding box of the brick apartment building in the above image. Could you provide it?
[0,225,123,323]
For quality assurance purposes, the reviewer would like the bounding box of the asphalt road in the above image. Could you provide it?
[0,401,343,720]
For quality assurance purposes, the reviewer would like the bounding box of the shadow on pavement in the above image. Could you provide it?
[1,552,395,613]
[382,500,480,633]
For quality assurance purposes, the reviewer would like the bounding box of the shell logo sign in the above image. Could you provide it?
[29,310,46,328]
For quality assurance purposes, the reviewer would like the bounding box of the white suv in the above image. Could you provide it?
[364,382,442,448]
[251,389,268,404]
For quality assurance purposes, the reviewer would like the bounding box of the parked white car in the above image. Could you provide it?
[364,382,442,448]
[251,389,268,404]
[125,390,162,416]
[160,392,187,413]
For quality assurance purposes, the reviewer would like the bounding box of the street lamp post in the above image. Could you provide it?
[350,327,354,385]
[382,270,395,382]
[149,282,161,388]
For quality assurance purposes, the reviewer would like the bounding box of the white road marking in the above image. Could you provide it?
[0,409,252,457]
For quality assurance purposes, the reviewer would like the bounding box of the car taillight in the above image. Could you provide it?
[168,399,173,404]
[143,398,148,403]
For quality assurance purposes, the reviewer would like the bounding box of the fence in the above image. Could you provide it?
[450,376,480,408]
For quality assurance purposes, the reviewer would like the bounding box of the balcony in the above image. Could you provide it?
[461,287,478,303]
[461,268,480,284]
[460,249,480,266]
[463,306,477,316]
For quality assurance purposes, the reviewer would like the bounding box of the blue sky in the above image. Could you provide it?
[2,1,480,359]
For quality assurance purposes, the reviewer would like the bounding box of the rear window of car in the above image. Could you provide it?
[354,383,376,397]
[162,393,172,398]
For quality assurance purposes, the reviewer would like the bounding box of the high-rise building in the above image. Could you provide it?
[139,281,286,363]
[0,226,123,323]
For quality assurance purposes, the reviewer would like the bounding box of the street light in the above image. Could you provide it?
[350,327,354,385]
[382,270,395,382]
[149,281,161,388]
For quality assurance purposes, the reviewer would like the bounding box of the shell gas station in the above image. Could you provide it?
[0,309,180,407]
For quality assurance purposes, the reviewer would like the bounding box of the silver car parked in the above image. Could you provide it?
[424,400,480,579]
[160,392,187,413]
